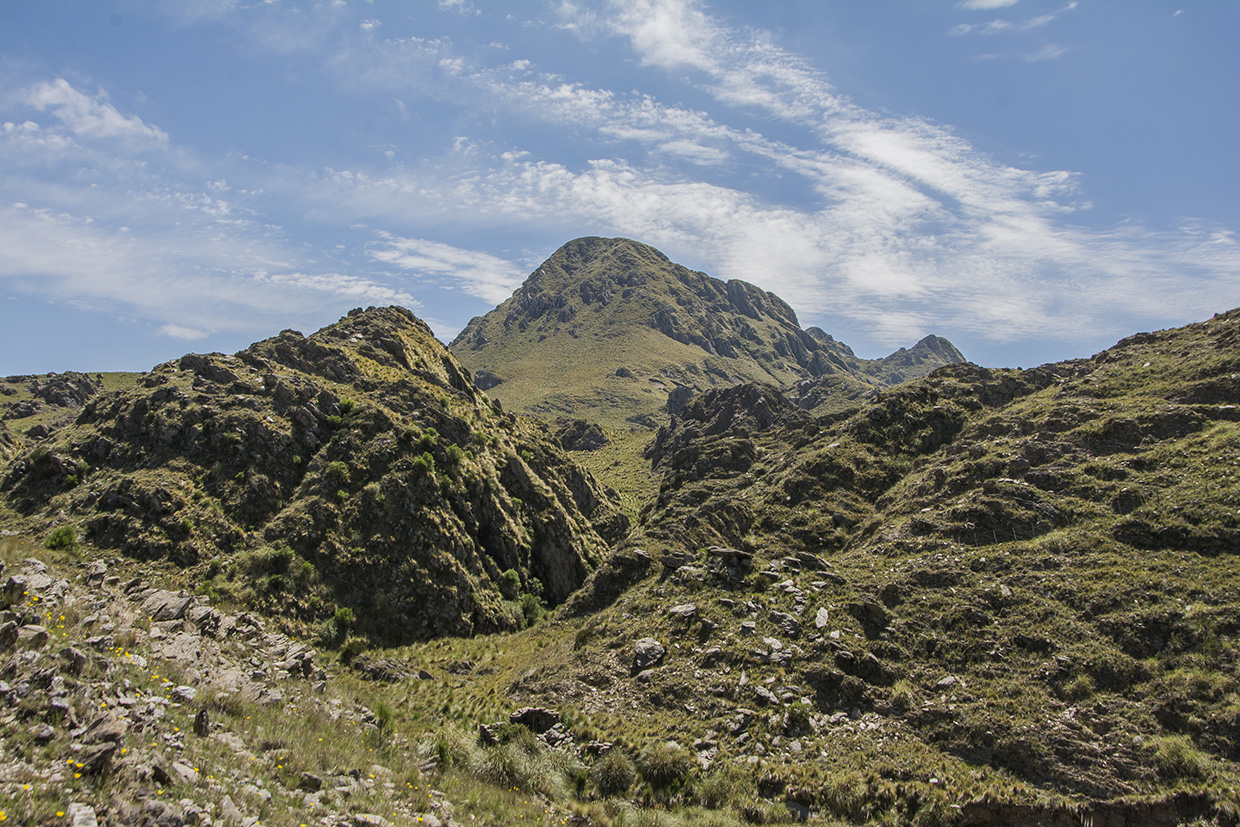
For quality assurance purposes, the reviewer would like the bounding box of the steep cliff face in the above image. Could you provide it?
[0,306,628,644]
[451,237,965,428]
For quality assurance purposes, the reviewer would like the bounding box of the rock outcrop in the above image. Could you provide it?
[0,307,628,644]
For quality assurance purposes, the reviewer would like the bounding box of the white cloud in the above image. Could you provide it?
[959,0,1019,9]
[1025,43,1069,62]
[654,139,729,165]
[368,234,524,305]
[607,0,719,71]
[160,323,209,340]
[202,0,1228,352]
[0,200,417,337]
[439,0,480,15]
[950,2,1077,38]
[25,79,168,148]
[6,3,1235,361]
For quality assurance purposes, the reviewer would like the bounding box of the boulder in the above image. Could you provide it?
[67,803,99,827]
[510,707,560,734]
[140,590,195,621]
[18,625,49,648]
[1,575,26,609]
[0,620,17,650]
[770,611,801,638]
[633,637,666,672]
[754,686,779,706]
[847,600,891,634]
[78,741,117,775]
[83,560,108,585]
[668,603,698,620]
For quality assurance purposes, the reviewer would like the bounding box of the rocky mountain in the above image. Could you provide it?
[0,306,627,645]
[3,247,1240,825]
[450,237,964,428]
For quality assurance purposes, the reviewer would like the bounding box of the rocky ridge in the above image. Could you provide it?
[0,307,628,645]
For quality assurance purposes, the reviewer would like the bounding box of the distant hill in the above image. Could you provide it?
[450,237,964,428]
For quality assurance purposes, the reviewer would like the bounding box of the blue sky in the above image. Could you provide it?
[2,0,1237,374]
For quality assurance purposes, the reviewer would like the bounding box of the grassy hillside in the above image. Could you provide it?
[407,308,1239,824]
[4,288,1240,825]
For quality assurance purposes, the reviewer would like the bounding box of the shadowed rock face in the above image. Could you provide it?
[0,306,628,644]
[451,237,965,427]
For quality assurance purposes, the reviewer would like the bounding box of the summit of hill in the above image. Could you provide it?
[450,237,965,428]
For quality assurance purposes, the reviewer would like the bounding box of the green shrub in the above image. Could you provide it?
[334,606,356,629]
[591,749,636,797]
[419,428,439,451]
[44,525,77,551]
[413,452,435,474]
[375,701,393,733]
[499,568,521,599]
[319,607,356,647]
[326,461,349,483]
[820,772,868,820]
[636,741,694,795]
[339,398,356,415]
[1061,674,1096,702]
[1148,734,1208,780]
[491,723,540,752]
[251,545,294,574]
[339,635,368,665]
[698,765,748,810]
[318,618,343,647]
[446,443,466,465]
[519,592,547,627]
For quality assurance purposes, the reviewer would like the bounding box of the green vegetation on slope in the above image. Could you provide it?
[0,307,627,646]
[5,283,1240,825]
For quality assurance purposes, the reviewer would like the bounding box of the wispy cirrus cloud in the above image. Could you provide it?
[948,0,1078,63]
[217,0,1236,349]
[0,199,417,338]
[368,233,524,305]
[959,0,1019,9]
[1,77,418,340]
[6,1,1236,366]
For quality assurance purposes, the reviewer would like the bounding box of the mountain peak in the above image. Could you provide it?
[451,238,966,427]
